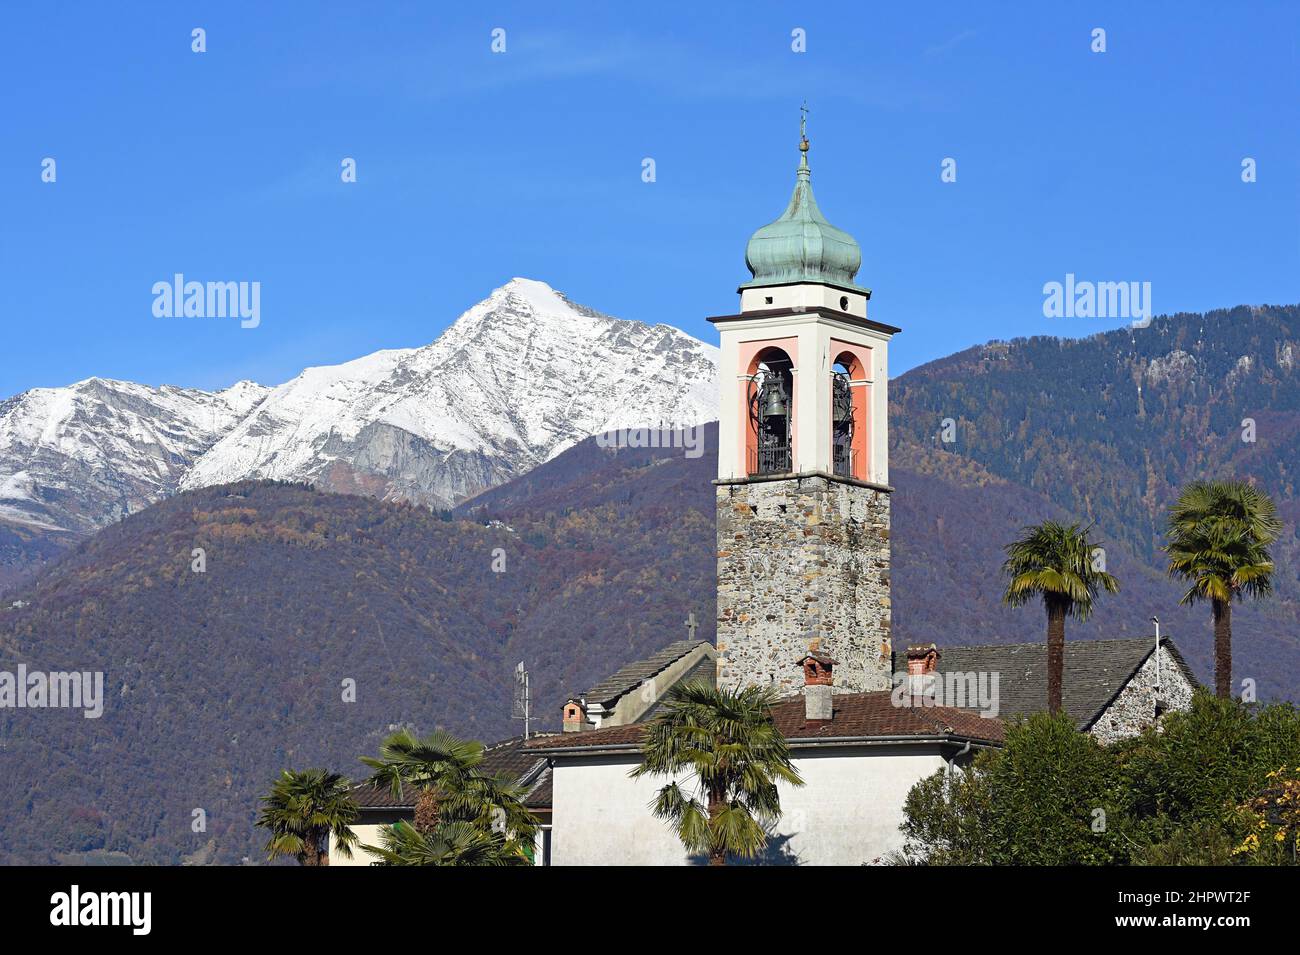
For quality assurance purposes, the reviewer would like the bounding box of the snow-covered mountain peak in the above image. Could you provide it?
[432,277,607,348]
[492,276,571,310]
[0,376,272,533]
[2,280,720,532]
[182,280,719,507]
[217,379,273,415]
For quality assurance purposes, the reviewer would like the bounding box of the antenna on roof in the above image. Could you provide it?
[512,661,531,739]
[1151,616,1163,720]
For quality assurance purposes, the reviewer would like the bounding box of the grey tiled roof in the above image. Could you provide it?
[582,638,713,707]
[892,637,1197,730]
[522,766,552,811]
[637,654,718,721]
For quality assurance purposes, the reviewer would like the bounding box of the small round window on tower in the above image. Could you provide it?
[840,296,849,312]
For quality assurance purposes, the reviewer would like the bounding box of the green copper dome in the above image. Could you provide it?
[742,138,866,293]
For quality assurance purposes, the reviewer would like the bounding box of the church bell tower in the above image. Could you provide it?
[711,118,899,697]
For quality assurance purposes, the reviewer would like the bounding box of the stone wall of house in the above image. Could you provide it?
[1088,646,1196,744]
[716,474,891,696]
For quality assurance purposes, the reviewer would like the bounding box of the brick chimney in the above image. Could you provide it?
[797,641,836,722]
[906,644,941,675]
[905,644,941,699]
[562,697,588,733]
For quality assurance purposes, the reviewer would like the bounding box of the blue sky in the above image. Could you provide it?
[1,1,1297,396]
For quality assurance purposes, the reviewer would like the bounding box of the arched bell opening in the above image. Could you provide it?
[747,347,794,476]
[831,360,854,478]
[831,350,868,481]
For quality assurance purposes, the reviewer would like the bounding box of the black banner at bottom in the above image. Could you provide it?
[0,864,1277,941]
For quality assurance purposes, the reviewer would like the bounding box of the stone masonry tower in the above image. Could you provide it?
[710,119,899,697]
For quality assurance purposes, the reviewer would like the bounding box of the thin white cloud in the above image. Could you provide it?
[278,30,942,111]
[924,29,978,59]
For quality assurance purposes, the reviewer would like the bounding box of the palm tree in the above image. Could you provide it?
[360,728,537,864]
[1166,480,1280,699]
[255,768,358,866]
[631,680,803,866]
[361,728,483,834]
[364,819,527,866]
[1002,521,1119,715]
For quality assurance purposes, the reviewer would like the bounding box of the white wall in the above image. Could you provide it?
[772,747,946,864]
[550,755,693,866]
[548,745,949,866]
[740,283,868,318]
[329,811,406,866]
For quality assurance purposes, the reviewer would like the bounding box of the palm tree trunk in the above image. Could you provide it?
[708,790,726,866]
[414,788,441,835]
[1046,602,1066,715]
[1213,598,1232,699]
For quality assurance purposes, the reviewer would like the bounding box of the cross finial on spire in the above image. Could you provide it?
[685,611,698,640]
[799,101,809,150]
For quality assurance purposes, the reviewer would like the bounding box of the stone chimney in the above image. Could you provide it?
[797,641,836,722]
[905,644,941,699]
[562,697,588,733]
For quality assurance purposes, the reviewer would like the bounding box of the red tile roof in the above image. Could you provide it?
[526,690,1003,753]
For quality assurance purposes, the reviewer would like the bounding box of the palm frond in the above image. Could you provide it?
[255,768,359,864]
[357,728,538,863]
[1165,480,1280,606]
[632,680,803,863]
[1001,520,1119,619]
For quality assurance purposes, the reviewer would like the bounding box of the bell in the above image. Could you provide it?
[761,385,787,419]
[833,393,852,425]
[832,375,853,425]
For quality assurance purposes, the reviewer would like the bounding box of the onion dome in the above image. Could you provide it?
[742,131,865,292]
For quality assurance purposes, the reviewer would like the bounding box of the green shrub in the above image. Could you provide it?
[900,712,1132,865]
[899,693,1300,865]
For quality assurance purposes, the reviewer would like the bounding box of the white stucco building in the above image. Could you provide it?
[530,672,1002,866]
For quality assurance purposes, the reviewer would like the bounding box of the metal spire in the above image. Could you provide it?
[799,101,810,172]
